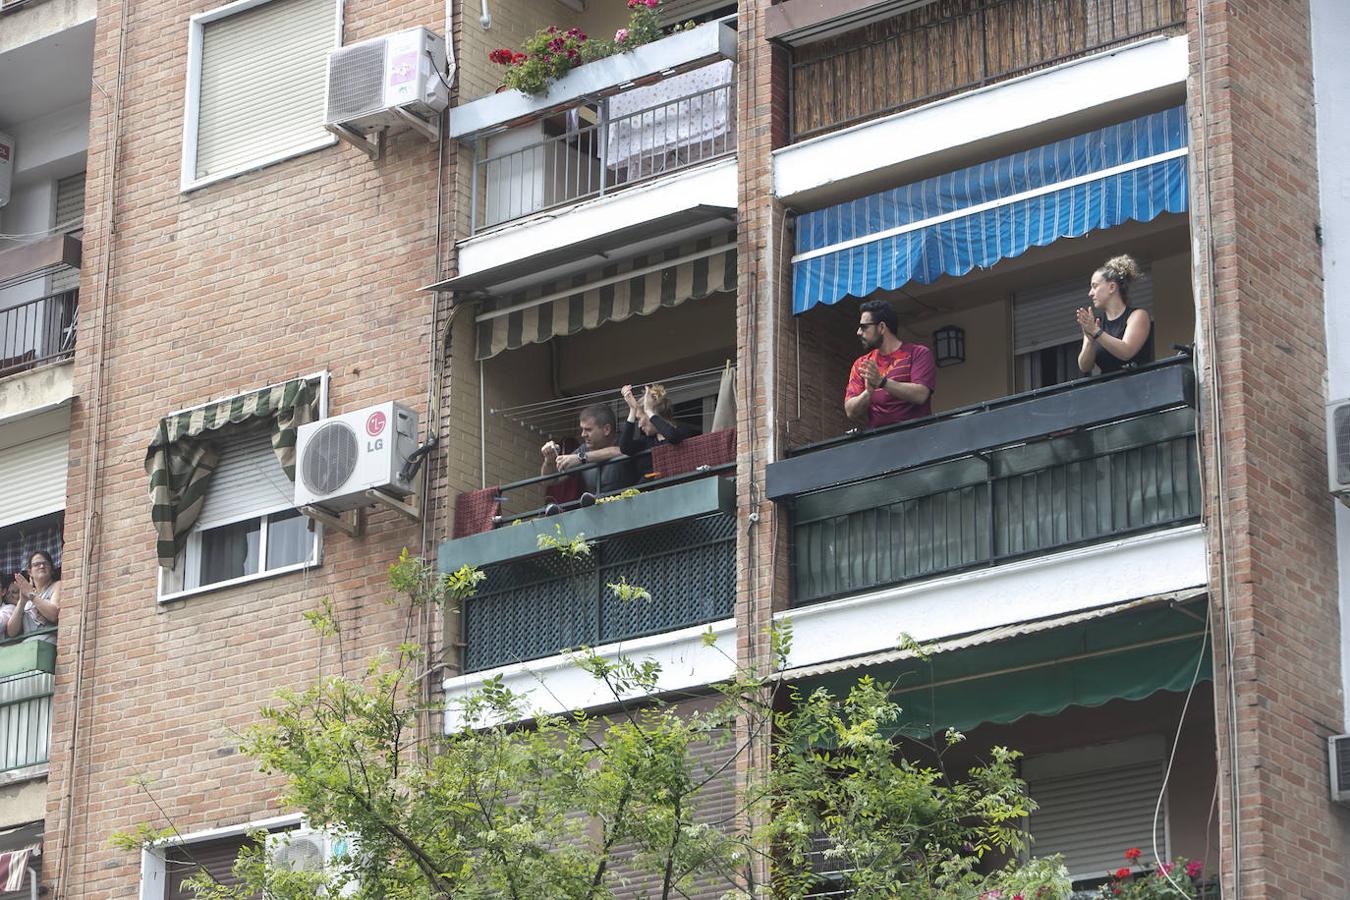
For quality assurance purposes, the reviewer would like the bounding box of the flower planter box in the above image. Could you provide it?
[450,20,737,140]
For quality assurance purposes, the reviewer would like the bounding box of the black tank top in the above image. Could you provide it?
[1095,306,1154,374]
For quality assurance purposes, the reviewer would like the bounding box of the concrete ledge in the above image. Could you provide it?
[775,524,1208,671]
[442,617,737,728]
[774,35,1188,209]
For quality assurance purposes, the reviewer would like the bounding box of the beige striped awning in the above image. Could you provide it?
[475,231,736,361]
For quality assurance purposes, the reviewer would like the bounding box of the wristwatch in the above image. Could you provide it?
[878,375,890,389]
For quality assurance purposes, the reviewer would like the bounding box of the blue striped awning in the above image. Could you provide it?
[792,106,1190,315]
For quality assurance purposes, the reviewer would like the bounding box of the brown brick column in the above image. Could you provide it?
[1188,1,1350,896]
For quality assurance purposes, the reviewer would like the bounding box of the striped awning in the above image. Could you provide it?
[792,106,1190,314]
[144,378,319,569]
[475,231,737,360]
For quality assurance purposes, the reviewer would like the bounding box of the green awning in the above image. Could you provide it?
[0,638,56,682]
[784,593,1210,738]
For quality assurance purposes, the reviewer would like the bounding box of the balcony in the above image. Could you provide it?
[785,0,1185,142]
[0,631,55,773]
[444,459,736,674]
[450,20,737,237]
[0,289,77,379]
[767,357,1200,606]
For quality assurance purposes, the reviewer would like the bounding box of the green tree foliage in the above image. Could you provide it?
[119,546,1070,900]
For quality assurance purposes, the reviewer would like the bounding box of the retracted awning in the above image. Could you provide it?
[791,106,1189,314]
[475,230,736,360]
[780,590,1210,738]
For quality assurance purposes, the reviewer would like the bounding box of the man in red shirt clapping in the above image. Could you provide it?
[844,299,937,429]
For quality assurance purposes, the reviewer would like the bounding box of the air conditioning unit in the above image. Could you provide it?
[1328,398,1350,505]
[324,27,450,154]
[267,827,357,895]
[1330,734,1350,805]
[295,401,419,513]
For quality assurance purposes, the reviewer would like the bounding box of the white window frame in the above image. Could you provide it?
[139,813,302,900]
[179,0,343,193]
[157,371,328,603]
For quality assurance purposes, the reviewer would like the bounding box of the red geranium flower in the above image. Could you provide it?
[1113,868,1131,880]
[1186,860,1204,878]
[489,48,515,64]
[512,52,527,64]
[1124,847,1142,862]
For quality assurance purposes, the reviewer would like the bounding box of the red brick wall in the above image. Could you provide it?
[46,0,474,894]
[1188,0,1350,896]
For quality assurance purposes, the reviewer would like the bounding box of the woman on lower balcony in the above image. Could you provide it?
[619,382,700,478]
[1,550,60,643]
[1076,254,1155,375]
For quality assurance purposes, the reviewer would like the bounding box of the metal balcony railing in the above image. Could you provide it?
[0,290,78,378]
[0,630,56,773]
[788,0,1186,141]
[471,77,736,233]
[768,357,1201,607]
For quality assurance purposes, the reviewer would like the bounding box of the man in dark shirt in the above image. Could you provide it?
[844,299,937,428]
[540,403,639,494]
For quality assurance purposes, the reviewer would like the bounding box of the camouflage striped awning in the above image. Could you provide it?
[474,231,736,361]
[144,378,319,569]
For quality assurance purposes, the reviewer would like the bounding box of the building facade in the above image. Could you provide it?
[0,0,1344,895]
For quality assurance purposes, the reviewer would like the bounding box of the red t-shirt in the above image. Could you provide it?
[845,342,937,427]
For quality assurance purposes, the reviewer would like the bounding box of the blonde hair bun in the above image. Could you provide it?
[1101,254,1140,284]
[643,383,675,419]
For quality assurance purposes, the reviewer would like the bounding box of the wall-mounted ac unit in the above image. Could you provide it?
[1329,734,1350,805]
[267,827,357,895]
[324,27,450,156]
[295,401,419,513]
[1328,398,1350,506]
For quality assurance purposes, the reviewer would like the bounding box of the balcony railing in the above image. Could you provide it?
[0,631,56,773]
[767,357,1200,606]
[443,464,736,673]
[788,0,1186,141]
[0,290,78,378]
[471,76,736,232]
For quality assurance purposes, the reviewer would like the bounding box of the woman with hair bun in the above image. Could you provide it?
[618,382,700,478]
[1076,254,1155,375]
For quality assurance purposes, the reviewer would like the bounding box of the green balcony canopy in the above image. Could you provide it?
[0,638,56,682]
[782,592,1210,739]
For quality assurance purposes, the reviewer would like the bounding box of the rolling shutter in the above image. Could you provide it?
[195,427,295,529]
[1024,737,1167,880]
[1013,270,1155,355]
[194,0,336,180]
[0,432,69,529]
[50,172,85,293]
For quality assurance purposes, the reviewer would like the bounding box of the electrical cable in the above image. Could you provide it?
[1151,600,1211,896]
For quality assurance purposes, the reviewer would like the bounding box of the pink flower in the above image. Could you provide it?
[546,24,558,33]
[614,27,629,42]
[1186,860,1204,878]
[1124,847,1142,862]
[1156,862,1174,876]
[548,36,566,51]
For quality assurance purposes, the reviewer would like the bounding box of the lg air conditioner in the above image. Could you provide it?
[294,401,419,513]
[1329,734,1350,806]
[267,827,357,895]
[324,27,450,154]
[1327,397,1350,506]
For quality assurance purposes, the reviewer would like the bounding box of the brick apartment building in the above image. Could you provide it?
[0,0,1347,895]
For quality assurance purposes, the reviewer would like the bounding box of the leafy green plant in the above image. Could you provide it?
[1096,848,1205,899]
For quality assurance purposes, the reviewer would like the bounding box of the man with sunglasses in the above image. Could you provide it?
[844,299,936,428]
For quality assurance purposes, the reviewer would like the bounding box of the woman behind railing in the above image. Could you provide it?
[0,550,60,644]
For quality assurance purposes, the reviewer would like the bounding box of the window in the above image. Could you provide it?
[1012,270,1155,389]
[140,815,301,900]
[181,0,341,191]
[1022,736,1168,884]
[160,426,320,599]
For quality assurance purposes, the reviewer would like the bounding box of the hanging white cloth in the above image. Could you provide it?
[605,59,734,176]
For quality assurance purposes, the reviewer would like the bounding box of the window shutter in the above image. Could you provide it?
[51,172,85,293]
[1013,270,1154,355]
[194,0,336,180]
[1024,738,1168,880]
[657,0,734,25]
[196,427,294,529]
[165,834,255,900]
[0,432,68,529]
